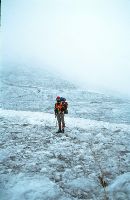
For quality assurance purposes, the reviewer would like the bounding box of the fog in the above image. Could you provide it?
[1,0,130,97]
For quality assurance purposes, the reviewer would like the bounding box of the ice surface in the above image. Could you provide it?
[0,109,130,199]
[108,172,130,200]
[0,65,130,124]
[0,66,130,199]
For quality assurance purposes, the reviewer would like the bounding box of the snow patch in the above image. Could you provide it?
[108,172,130,200]
[1,174,61,200]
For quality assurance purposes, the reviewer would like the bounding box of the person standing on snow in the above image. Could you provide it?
[54,96,66,133]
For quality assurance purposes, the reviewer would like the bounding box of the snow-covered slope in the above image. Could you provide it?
[0,65,130,124]
[0,65,130,199]
[0,108,130,200]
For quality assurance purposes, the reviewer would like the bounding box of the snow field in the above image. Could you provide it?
[0,109,130,200]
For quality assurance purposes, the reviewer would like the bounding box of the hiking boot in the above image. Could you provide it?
[62,128,64,133]
[56,130,62,133]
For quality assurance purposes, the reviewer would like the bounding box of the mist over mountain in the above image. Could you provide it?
[2,0,130,97]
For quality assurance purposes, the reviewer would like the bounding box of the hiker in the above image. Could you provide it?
[54,96,67,133]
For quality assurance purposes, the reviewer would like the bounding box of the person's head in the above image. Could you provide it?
[56,96,61,103]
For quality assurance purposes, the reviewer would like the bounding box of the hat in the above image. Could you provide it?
[56,96,61,101]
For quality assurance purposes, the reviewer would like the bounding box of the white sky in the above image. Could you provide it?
[1,0,130,97]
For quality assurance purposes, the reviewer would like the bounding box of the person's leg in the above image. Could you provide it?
[57,113,62,132]
[61,113,65,132]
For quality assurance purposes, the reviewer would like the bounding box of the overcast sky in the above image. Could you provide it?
[2,0,130,97]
